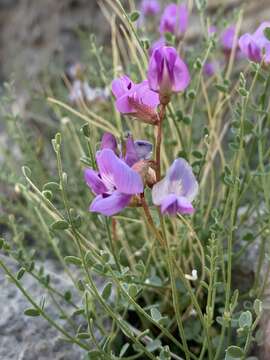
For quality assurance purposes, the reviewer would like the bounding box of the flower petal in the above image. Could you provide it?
[125,136,139,167]
[97,149,143,195]
[160,194,179,215]
[172,56,190,92]
[177,196,195,214]
[90,193,131,216]
[159,4,188,35]
[112,75,133,98]
[84,168,107,195]
[101,133,118,152]
[221,25,236,50]
[148,46,190,94]
[167,158,198,201]
[134,140,153,160]
[152,176,170,205]
[134,81,160,109]
[141,0,160,16]
[116,93,136,113]
[239,33,262,62]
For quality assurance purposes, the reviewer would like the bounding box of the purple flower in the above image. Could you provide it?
[112,76,160,124]
[147,46,190,98]
[152,158,198,215]
[221,25,237,51]
[141,0,160,16]
[239,22,270,64]
[159,3,189,37]
[84,133,153,216]
[208,25,217,36]
[203,61,218,77]
[100,132,153,166]
[100,132,118,152]
[85,149,143,216]
[220,25,242,60]
[124,135,153,167]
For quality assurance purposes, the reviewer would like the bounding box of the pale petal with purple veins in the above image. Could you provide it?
[90,192,132,216]
[152,157,198,216]
[125,137,153,166]
[152,177,170,205]
[167,158,198,201]
[177,196,195,214]
[160,194,178,214]
[159,194,195,215]
[84,168,108,195]
[134,140,153,160]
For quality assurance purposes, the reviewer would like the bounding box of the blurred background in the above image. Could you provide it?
[0,0,269,87]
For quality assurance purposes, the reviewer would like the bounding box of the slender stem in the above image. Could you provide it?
[105,217,121,271]
[160,215,191,360]
[140,194,164,246]
[156,104,166,181]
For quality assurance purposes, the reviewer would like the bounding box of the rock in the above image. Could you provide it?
[0,0,109,83]
[0,254,86,360]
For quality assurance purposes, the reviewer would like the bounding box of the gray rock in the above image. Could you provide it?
[0,255,86,360]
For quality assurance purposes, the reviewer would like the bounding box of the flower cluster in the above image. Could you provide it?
[84,2,270,218]
[239,22,270,65]
[84,33,198,217]
[159,3,188,38]
[140,0,160,17]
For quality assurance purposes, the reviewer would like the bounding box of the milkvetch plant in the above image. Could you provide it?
[0,1,270,360]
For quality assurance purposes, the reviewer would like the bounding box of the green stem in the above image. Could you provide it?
[105,217,121,271]
[161,216,191,360]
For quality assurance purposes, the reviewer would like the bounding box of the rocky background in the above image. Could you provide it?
[0,0,269,84]
[0,0,270,359]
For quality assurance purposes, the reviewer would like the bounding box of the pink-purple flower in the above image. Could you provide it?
[152,158,198,215]
[147,46,190,99]
[141,0,160,16]
[221,25,236,51]
[84,133,153,216]
[239,22,270,65]
[220,25,241,58]
[159,3,189,37]
[203,61,218,77]
[112,76,160,124]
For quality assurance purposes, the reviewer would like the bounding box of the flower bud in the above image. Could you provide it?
[147,46,190,102]
[132,160,156,188]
